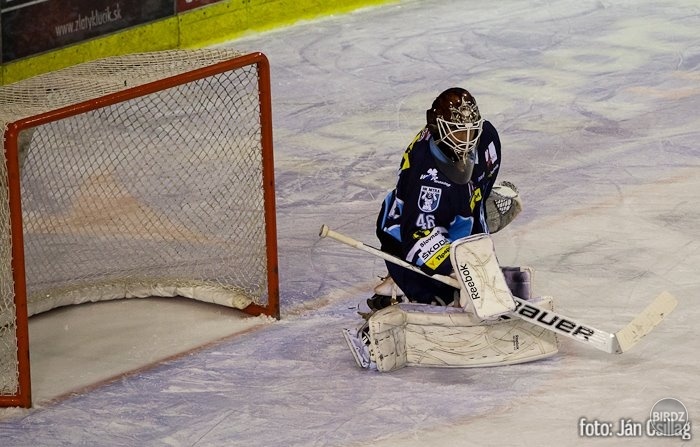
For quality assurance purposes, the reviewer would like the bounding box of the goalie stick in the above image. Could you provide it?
[318,224,677,354]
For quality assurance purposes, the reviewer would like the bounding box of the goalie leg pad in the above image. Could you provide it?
[364,299,558,370]
[366,305,408,372]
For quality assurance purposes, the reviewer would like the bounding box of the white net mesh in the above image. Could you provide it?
[0,49,278,399]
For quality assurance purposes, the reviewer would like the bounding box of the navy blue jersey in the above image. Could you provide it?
[377,121,501,280]
[472,121,501,204]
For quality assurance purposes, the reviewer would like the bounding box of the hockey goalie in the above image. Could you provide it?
[322,88,675,369]
[341,87,558,371]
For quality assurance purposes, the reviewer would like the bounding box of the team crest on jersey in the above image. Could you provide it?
[418,185,442,213]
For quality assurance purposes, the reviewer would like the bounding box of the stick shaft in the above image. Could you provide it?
[319,224,459,288]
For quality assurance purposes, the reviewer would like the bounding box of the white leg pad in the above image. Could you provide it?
[366,298,559,371]
[366,304,408,372]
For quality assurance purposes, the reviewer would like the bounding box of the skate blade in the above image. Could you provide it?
[342,328,371,369]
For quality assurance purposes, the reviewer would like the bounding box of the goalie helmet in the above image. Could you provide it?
[426,88,484,183]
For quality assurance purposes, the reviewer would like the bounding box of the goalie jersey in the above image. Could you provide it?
[376,122,501,303]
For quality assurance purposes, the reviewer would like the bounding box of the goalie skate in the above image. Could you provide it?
[342,326,376,370]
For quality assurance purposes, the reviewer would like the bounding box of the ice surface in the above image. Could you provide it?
[1,0,699,445]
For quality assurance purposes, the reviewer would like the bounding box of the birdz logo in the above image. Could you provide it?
[649,398,692,439]
[578,397,692,440]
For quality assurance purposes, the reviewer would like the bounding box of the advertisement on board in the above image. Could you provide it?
[1,0,174,62]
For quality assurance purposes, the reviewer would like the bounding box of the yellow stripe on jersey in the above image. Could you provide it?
[470,187,482,211]
[401,128,427,171]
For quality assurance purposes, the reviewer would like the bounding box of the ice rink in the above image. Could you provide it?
[1,0,699,445]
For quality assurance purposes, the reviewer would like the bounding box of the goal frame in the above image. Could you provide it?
[1,51,280,408]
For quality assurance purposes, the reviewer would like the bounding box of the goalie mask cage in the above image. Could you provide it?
[0,49,280,408]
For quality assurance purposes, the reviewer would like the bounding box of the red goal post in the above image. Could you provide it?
[0,49,280,408]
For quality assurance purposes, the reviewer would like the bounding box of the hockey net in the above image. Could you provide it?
[0,49,279,407]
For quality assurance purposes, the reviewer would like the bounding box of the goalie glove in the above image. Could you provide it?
[485,180,522,233]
